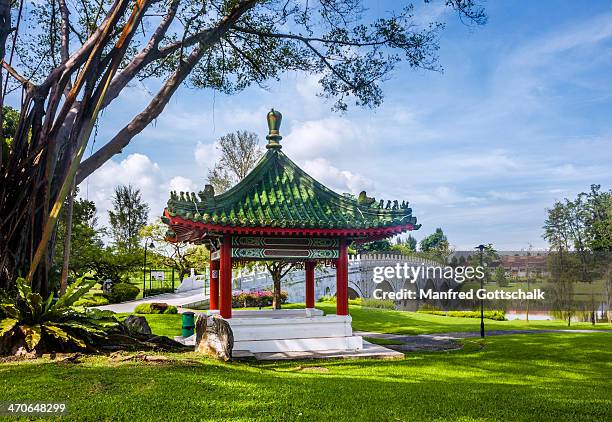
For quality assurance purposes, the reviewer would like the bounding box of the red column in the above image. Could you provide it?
[305,261,316,308]
[336,238,348,315]
[209,258,220,310]
[219,234,233,319]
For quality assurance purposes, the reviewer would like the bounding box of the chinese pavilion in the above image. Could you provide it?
[162,109,419,353]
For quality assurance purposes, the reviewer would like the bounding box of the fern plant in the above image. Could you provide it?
[0,277,123,354]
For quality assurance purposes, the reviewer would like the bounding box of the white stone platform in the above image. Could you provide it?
[216,309,362,353]
[199,308,365,354]
[244,341,403,360]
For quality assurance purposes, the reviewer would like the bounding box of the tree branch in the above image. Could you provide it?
[2,60,34,90]
[76,0,258,183]
[103,0,180,108]
[58,0,71,63]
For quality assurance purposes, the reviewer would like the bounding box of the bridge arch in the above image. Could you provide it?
[401,279,418,311]
[377,280,394,294]
[424,278,436,306]
[348,281,363,299]
[439,280,451,309]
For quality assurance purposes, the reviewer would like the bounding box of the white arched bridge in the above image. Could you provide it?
[232,253,457,310]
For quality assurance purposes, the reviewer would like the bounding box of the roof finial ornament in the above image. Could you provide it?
[266,108,283,149]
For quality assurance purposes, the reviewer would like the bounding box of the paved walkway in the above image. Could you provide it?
[95,289,208,313]
[356,329,611,352]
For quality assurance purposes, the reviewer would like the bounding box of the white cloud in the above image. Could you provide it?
[283,117,366,160]
[194,141,220,170]
[79,153,165,230]
[488,190,529,201]
[168,176,197,193]
[301,158,374,195]
[408,186,484,206]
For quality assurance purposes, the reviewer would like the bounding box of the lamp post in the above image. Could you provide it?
[143,237,155,298]
[475,244,486,338]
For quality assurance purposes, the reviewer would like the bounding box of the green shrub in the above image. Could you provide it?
[145,287,175,296]
[104,283,139,304]
[134,303,154,314]
[0,277,123,354]
[418,303,441,312]
[73,296,109,307]
[317,295,336,303]
[163,305,178,314]
[417,309,506,321]
[361,298,395,310]
[348,298,362,306]
[134,303,177,314]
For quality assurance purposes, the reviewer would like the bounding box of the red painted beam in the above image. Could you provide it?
[305,261,316,308]
[336,238,348,316]
[219,234,232,319]
[209,258,220,310]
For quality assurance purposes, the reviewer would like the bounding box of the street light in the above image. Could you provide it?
[475,244,486,339]
[143,237,155,298]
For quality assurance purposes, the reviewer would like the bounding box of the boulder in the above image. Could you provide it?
[124,315,152,335]
[195,314,233,361]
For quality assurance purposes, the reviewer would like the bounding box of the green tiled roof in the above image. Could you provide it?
[165,149,419,230]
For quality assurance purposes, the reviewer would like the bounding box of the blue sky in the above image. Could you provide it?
[69,1,612,250]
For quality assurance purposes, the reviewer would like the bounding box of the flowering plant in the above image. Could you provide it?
[232,290,288,308]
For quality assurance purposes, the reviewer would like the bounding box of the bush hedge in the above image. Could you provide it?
[232,290,287,308]
[361,298,396,310]
[134,303,178,314]
[104,283,140,304]
[73,295,109,307]
[145,287,175,296]
[417,309,506,321]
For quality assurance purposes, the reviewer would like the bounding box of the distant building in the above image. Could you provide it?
[449,250,550,279]
[500,255,549,278]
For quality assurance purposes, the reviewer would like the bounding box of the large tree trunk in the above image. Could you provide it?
[59,180,76,295]
[272,273,282,310]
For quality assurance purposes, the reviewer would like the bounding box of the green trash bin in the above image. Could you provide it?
[182,312,195,337]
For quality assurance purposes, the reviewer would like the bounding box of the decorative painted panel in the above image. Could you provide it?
[232,248,339,260]
[232,236,339,248]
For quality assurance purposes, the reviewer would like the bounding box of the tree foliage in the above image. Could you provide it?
[52,190,104,287]
[0,0,486,293]
[108,185,150,251]
[208,130,263,194]
[141,220,209,281]
[544,184,612,253]
[543,184,612,324]
[494,266,508,287]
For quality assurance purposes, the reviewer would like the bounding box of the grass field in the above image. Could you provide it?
[125,304,612,339]
[0,333,609,421]
[288,303,612,334]
[2,305,610,421]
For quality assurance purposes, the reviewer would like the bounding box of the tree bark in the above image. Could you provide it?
[59,178,75,295]
[272,273,281,310]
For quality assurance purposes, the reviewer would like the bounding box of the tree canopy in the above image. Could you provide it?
[108,185,150,251]
[0,0,486,292]
[208,130,263,193]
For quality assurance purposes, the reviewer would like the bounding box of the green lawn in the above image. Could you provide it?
[2,306,610,421]
[292,303,612,334]
[128,304,612,339]
[118,313,183,337]
[0,333,609,421]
